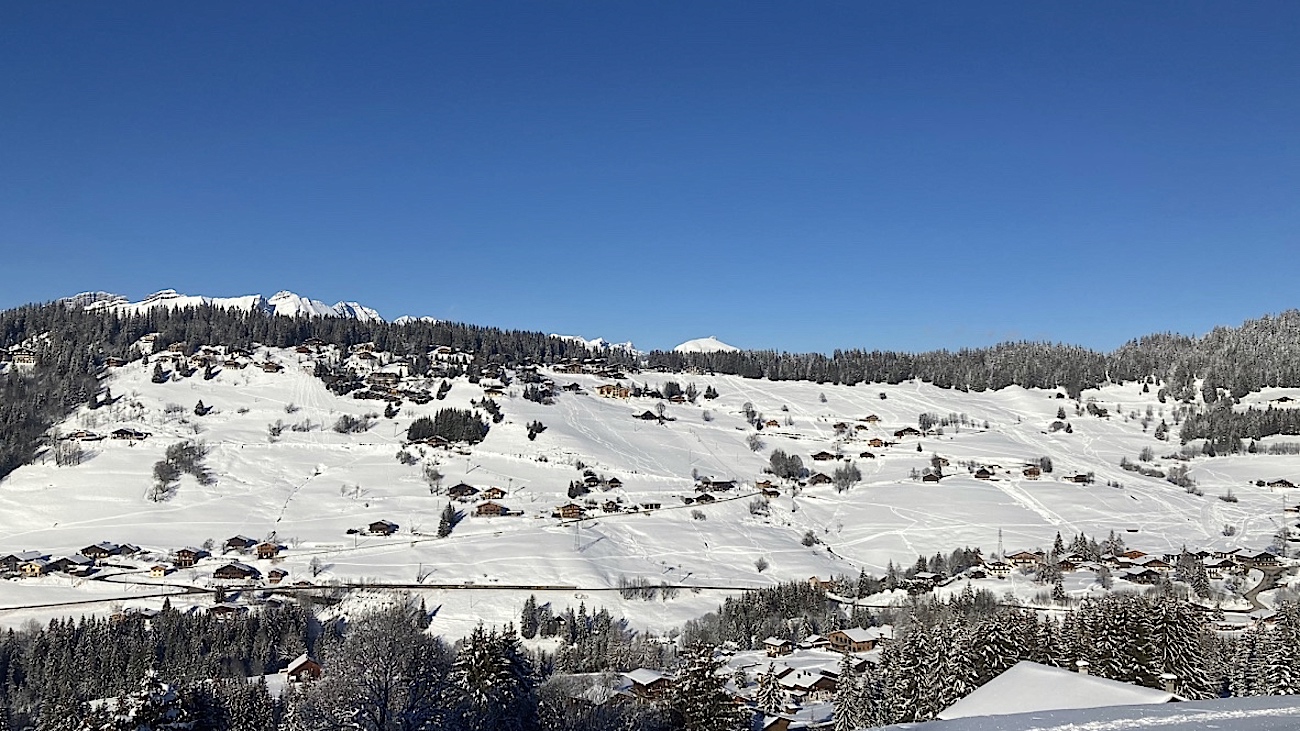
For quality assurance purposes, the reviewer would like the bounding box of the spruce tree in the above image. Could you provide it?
[756,663,783,715]
[670,644,750,731]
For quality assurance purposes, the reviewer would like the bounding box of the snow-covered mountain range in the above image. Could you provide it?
[65,289,385,322]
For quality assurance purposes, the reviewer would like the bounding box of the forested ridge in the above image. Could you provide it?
[6,301,1300,481]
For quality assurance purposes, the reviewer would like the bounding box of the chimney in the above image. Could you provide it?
[1075,659,1090,675]
[1160,672,1178,694]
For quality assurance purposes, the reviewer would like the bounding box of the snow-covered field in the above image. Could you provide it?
[3,343,1299,638]
[893,695,1300,731]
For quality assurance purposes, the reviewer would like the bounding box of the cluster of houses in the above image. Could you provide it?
[990,546,1280,585]
[556,358,627,380]
[62,428,151,442]
[1,542,141,579]
[608,627,894,730]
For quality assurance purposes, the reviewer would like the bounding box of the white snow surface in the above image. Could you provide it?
[673,335,739,353]
[5,352,1300,639]
[892,695,1300,731]
[69,289,384,322]
[937,661,1175,720]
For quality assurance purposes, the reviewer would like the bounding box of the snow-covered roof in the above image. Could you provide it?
[286,653,317,674]
[937,661,1176,721]
[835,627,887,643]
[625,668,669,686]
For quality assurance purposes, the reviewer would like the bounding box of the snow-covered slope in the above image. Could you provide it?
[68,289,384,322]
[895,694,1300,731]
[673,335,739,353]
[6,342,1300,637]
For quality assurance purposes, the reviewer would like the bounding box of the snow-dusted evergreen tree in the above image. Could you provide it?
[756,663,783,716]
[443,624,538,731]
[99,671,193,730]
[520,595,539,640]
[1148,594,1213,698]
[831,654,863,731]
[668,644,749,731]
[295,601,450,731]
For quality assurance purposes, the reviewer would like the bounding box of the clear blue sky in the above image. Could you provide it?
[2,2,1297,353]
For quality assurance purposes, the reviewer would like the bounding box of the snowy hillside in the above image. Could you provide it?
[5,335,1300,640]
[67,289,384,322]
[893,694,1300,731]
[673,336,738,353]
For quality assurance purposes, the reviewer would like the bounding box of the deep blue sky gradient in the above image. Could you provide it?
[2,2,1297,352]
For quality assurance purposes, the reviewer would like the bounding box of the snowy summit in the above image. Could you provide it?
[65,289,384,322]
[673,336,739,354]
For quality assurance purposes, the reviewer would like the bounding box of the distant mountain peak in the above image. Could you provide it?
[551,334,639,354]
[64,289,384,322]
[673,336,739,354]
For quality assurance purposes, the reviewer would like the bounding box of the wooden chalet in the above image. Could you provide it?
[1006,551,1044,567]
[862,415,881,423]
[259,362,284,373]
[475,501,511,517]
[225,535,257,553]
[80,542,120,561]
[1022,466,1042,479]
[828,627,886,653]
[49,555,94,575]
[624,669,672,701]
[21,559,50,577]
[921,472,941,483]
[1238,550,1280,567]
[213,562,261,581]
[811,451,838,461]
[111,428,151,440]
[208,603,248,619]
[602,500,622,513]
[555,503,586,519]
[867,438,886,448]
[268,568,289,584]
[973,468,993,480]
[368,520,399,536]
[286,654,323,683]
[480,487,507,500]
[149,565,170,578]
[859,451,876,459]
[763,637,793,657]
[1,551,45,574]
[448,483,479,500]
[256,542,281,560]
[694,492,717,504]
[634,410,660,421]
[597,384,631,399]
[985,561,1013,578]
[808,473,832,485]
[173,547,205,568]
[366,372,402,388]
[1268,479,1296,489]
[894,427,921,438]
[606,477,623,489]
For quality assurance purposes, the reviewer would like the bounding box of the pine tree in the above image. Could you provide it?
[438,503,457,538]
[520,595,539,640]
[756,663,783,715]
[670,644,750,731]
[831,654,862,731]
